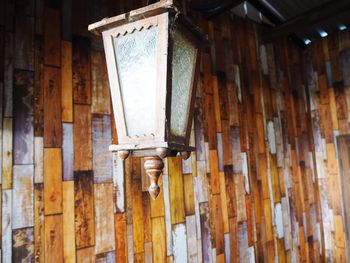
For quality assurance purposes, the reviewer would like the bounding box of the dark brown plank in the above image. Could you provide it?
[74,170,95,249]
[73,36,91,104]
[44,8,60,67]
[43,66,62,147]
[13,69,34,164]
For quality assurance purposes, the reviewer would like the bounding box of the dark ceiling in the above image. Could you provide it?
[191,0,350,46]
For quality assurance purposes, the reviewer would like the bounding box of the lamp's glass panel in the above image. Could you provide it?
[170,31,197,137]
[113,26,157,137]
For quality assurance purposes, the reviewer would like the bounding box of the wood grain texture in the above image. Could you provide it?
[13,165,34,229]
[94,183,115,254]
[63,181,76,263]
[74,170,95,249]
[73,36,91,104]
[34,184,44,263]
[13,69,34,165]
[62,123,74,181]
[74,104,92,171]
[44,148,62,215]
[44,8,60,67]
[92,114,112,183]
[2,117,13,189]
[91,50,111,114]
[43,66,62,147]
[61,40,73,122]
[44,215,63,263]
[13,227,34,262]
[168,157,186,224]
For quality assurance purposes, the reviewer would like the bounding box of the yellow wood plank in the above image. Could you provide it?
[45,214,63,262]
[44,148,62,215]
[61,40,73,122]
[63,181,76,263]
[168,157,185,224]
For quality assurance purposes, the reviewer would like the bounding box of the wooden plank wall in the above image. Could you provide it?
[0,0,349,262]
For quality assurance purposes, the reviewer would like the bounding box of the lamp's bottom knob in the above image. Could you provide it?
[144,156,164,199]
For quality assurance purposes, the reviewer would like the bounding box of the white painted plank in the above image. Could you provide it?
[172,223,188,263]
[2,190,12,263]
[112,153,125,213]
[34,137,43,183]
[162,174,173,256]
[12,165,34,229]
[186,215,198,263]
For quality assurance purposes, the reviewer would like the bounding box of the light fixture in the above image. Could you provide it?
[338,24,347,31]
[89,0,208,199]
[304,38,311,45]
[318,29,328,38]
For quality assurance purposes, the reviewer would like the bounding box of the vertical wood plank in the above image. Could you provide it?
[61,40,73,122]
[62,123,74,181]
[44,8,60,67]
[168,157,186,224]
[34,137,43,183]
[92,114,112,183]
[74,105,92,171]
[115,214,127,263]
[2,117,13,189]
[44,148,62,215]
[63,181,76,263]
[152,217,166,263]
[14,15,34,70]
[94,183,116,254]
[74,170,95,249]
[13,227,34,262]
[13,69,34,165]
[43,66,62,147]
[2,189,12,262]
[73,36,91,104]
[13,165,34,229]
[45,215,63,263]
[91,50,111,114]
[34,184,44,263]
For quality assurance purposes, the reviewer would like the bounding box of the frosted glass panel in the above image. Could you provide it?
[170,31,197,137]
[114,26,157,137]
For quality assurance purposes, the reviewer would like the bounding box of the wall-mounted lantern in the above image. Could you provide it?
[89,0,208,199]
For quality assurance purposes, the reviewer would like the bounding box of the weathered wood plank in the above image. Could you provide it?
[152,217,166,263]
[13,165,34,229]
[96,251,116,263]
[113,153,125,213]
[61,40,73,122]
[44,214,63,263]
[2,117,13,189]
[168,157,186,224]
[62,123,74,181]
[34,36,44,137]
[200,202,212,263]
[92,114,112,183]
[2,189,12,262]
[76,246,95,263]
[34,184,44,263]
[4,32,13,118]
[14,15,34,70]
[91,50,111,114]
[44,8,60,67]
[63,181,76,263]
[184,173,195,215]
[172,223,188,263]
[13,227,34,262]
[13,69,34,165]
[43,66,62,147]
[44,148,62,215]
[94,183,115,254]
[115,213,127,263]
[132,178,144,254]
[34,137,43,183]
[74,170,95,249]
[74,104,92,171]
[73,36,91,104]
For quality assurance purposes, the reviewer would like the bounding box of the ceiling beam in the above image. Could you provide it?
[248,0,305,48]
[265,0,350,41]
[191,0,244,19]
